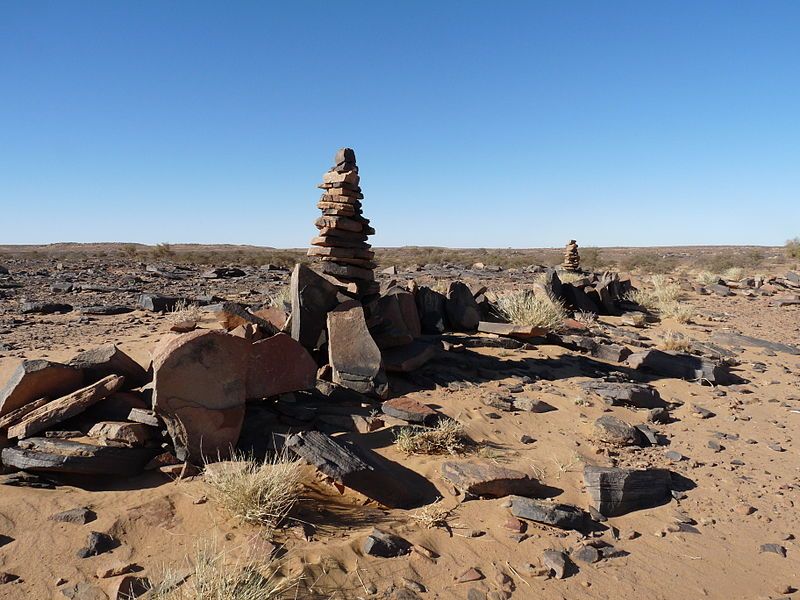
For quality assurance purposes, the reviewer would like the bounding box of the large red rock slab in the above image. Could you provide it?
[327,301,388,398]
[0,360,84,417]
[246,333,317,399]
[152,331,250,463]
[68,344,149,388]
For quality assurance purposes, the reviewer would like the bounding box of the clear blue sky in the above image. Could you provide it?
[1,1,798,248]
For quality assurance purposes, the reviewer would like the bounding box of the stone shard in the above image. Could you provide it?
[593,415,641,447]
[415,286,448,334]
[152,330,250,463]
[381,398,438,424]
[327,300,388,398]
[542,549,570,579]
[137,293,182,312]
[207,301,276,333]
[509,496,586,530]
[446,282,480,331]
[626,349,732,384]
[88,421,153,447]
[578,381,664,408]
[382,340,437,373]
[8,375,125,439]
[68,344,149,388]
[0,360,84,417]
[290,263,340,351]
[246,333,317,399]
[441,461,541,498]
[49,507,96,525]
[2,437,156,476]
[363,528,411,558]
[477,322,547,339]
[583,465,672,517]
[285,430,420,508]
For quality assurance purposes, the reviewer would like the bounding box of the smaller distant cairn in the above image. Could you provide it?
[563,239,581,272]
[307,148,378,299]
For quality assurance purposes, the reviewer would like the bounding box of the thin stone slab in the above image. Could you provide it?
[626,349,732,385]
[477,322,547,339]
[152,330,250,463]
[381,398,437,424]
[382,341,437,373]
[8,375,125,439]
[415,287,448,334]
[593,416,641,446]
[2,437,156,476]
[327,301,388,398]
[578,381,664,408]
[68,344,148,388]
[246,333,317,399]
[446,282,480,331]
[0,360,84,417]
[509,496,586,530]
[710,331,800,356]
[442,461,541,498]
[290,264,340,351]
[583,465,672,517]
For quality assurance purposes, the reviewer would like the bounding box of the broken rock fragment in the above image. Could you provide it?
[583,465,672,517]
[363,528,412,558]
[0,359,84,417]
[246,333,317,399]
[441,461,541,498]
[68,344,148,388]
[509,496,586,530]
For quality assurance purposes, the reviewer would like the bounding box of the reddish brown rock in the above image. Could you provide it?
[0,360,84,417]
[441,461,541,498]
[152,331,250,463]
[327,301,388,398]
[8,375,125,440]
[68,344,148,388]
[382,398,437,424]
[246,333,317,399]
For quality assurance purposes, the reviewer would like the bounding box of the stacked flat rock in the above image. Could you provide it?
[563,240,580,271]
[307,148,378,297]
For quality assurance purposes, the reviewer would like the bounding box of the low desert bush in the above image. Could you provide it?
[557,271,584,284]
[148,542,297,600]
[495,290,567,331]
[203,453,303,529]
[785,238,800,259]
[168,299,204,325]
[619,251,677,274]
[696,271,721,285]
[627,275,692,323]
[395,419,466,456]
[268,286,291,311]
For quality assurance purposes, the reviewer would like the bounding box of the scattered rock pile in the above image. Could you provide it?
[563,239,580,271]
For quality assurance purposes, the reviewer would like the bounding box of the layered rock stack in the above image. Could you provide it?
[563,240,580,271]
[307,148,378,299]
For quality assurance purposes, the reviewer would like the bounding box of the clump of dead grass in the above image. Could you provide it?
[267,286,291,311]
[627,275,693,324]
[203,453,303,529]
[148,541,298,600]
[696,271,721,285]
[410,498,454,529]
[573,310,598,327]
[394,419,466,456]
[659,330,693,353]
[168,299,204,325]
[495,290,567,331]
[556,271,584,284]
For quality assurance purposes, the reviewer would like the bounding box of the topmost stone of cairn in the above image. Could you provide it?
[563,239,580,271]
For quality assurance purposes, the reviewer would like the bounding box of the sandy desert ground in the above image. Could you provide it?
[0,245,798,600]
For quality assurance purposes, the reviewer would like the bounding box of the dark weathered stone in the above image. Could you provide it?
[415,286,448,334]
[77,531,117,558]
[477,322,547,339]
[49,507,96,525]
[79,305,134,315]
[362,528,411,558]
[290,264,340,351]
[591,343,632,363]
[445,282,480,331]
[20,302,73,314]
[2,437,156,476]
[68,344,148,388]
[541,549,569,579]
[137,293,183,312]
[583,465,671,517]
[710,331,800,356]
[509,496,586,530]
[382,341,437,373]
[327,300,388,398]
[626,349,732,384]
[8,375,125,439]
[0,360,84,417]
[382,398,437,424]
[441,461,541,498]
[593,416,641,447]
[562,283,599,313]
[578,381,664,408]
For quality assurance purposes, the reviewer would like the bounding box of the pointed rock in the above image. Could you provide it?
[69,344,148,388]
[327,301,388,397]
[0,360,84,417]
[290,264,340,351]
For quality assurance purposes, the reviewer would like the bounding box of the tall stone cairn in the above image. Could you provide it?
[563,240,580,271]
[307,148,378,298]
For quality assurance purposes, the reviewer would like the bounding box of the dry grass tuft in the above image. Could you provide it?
[410,498,454,529]
[627,275,693,324]
[495,290,567,331]
[557,271,585,284]
[267,286,291,311]
[168,299,204,325]
[148,541,298,600]
[204,453,303,529]
[573,310,598,327]
[395,419,466,456]
[660,330,693,352]
[722,267,744,281]
[696,271,721,285]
